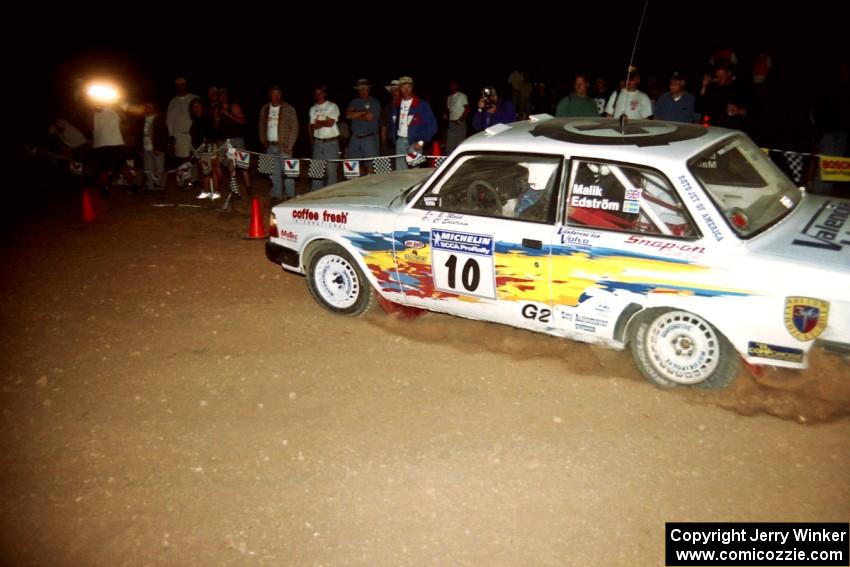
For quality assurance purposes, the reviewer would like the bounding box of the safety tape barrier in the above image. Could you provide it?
[216,140,441,178]
[25,143,850,183]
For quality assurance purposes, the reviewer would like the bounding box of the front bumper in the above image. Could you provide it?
[266,240,300,269]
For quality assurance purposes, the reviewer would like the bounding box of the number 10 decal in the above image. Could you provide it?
[444,255,481,291]
[430,229,496,299]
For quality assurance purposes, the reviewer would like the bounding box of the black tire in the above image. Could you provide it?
[305,242,376,316]
[629,308,738,389]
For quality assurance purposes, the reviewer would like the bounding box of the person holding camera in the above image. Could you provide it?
[471,86,517,132]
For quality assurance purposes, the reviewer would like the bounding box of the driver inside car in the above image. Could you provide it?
[512,162,557,221]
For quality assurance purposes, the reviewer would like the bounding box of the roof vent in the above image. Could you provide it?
[484,123,512,136]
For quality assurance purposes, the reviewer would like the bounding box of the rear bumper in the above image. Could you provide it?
[266,240,300,269]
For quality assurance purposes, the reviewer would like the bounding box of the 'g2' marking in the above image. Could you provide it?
[522,304,551,323]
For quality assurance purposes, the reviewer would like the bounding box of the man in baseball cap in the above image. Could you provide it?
[347,79,381,173]
[655,70,699,123]
[389,76,437,169]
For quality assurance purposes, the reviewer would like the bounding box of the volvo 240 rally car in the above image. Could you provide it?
[266,116,850,389]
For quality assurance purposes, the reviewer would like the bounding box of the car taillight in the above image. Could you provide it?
[269,213,278,237]
[730,211,748,228]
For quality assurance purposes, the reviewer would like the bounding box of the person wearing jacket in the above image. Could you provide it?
[258,85,299,203]
[389,76,436,170]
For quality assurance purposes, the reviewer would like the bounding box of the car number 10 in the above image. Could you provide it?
[444,255,480,291]
[432,250,496,299]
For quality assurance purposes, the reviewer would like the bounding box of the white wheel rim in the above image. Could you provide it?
[646,311,720,385]
[315,254,360,309]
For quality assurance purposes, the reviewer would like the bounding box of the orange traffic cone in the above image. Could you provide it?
[244,197,267,239]
[82,188,96,222]
[429,141,442,168]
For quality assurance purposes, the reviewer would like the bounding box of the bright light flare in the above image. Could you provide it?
[86,82,120,105]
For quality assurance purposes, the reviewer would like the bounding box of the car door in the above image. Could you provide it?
[549,157,705,342]
[391,152,565,332]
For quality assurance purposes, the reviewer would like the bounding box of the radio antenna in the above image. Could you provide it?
[619,0,650,132]
[625,0,650,83]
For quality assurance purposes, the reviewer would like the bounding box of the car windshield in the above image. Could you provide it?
[403,182,424,205]
[688,136,801,238]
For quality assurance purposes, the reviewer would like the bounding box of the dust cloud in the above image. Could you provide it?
[367,311,850,424]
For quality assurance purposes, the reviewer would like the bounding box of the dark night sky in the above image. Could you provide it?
[13,1,847,148]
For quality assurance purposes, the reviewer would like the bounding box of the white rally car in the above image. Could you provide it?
[266,117,850,388]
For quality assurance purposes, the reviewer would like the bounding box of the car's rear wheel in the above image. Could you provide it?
[630,308,738,389]
[306,242,375,316]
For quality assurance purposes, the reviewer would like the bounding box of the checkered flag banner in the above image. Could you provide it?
[433,156,447,168]
[258,153,277,175]
[308,159,327,179]
[782,151,805,183]
[372,156,393,174]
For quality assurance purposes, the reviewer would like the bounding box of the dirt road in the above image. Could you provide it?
[1,180,848,566]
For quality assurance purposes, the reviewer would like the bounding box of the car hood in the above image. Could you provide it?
[747,194,850,269]
[288,169,433,208]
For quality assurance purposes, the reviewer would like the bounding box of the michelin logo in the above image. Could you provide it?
[431,230,494,256]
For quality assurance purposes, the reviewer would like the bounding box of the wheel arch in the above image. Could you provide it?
[614,302,644,345]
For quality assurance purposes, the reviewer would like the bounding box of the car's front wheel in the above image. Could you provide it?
[306,242,375,316]
[630,308,738,389]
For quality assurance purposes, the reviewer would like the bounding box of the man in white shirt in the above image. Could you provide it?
[308,85,341,191]
[605,69,653,120]
[445,79,469,154]
[166,77,198,163]
[93,104,134,196]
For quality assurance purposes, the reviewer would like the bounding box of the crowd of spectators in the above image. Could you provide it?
[42,49,849,200]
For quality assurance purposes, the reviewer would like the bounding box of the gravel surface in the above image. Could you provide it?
[1,176,847,566]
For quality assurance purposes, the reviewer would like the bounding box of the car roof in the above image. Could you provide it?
[457,117,737,164]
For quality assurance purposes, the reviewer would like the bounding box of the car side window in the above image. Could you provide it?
[565,160,697,237]
[416,154,561,224]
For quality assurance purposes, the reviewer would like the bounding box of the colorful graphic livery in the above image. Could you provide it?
[266,117,850,389]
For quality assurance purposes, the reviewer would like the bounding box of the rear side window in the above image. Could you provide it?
[565,160,697,238]
[688,135,800,237]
